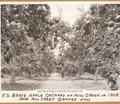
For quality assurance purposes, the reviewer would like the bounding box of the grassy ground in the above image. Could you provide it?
[1,76,48,91]
[1,73,120,91]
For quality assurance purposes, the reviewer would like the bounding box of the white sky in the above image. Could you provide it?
[49,3,90,25]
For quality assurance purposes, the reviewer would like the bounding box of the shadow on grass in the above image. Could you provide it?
[1,75,50,91]
[1,82,42,91]
[68,77,104,81]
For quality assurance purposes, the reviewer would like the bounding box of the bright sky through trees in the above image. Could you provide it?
[49,3,90,25]
[49,3,90,57]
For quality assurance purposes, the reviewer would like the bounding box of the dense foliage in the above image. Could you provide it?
[1,4,120,84]
[63,4,120,81]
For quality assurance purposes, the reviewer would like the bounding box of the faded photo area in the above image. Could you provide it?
[1,4,120,91]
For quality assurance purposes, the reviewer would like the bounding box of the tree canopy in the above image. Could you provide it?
[1,4,120,84]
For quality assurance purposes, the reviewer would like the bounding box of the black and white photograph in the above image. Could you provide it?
[1,3,120,91]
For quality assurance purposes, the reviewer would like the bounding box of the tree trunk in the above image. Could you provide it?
[10,57,16,85]
[78,63,83,79]
[78,69,81,79]
[94,68,99,83]
[10,66,15,85]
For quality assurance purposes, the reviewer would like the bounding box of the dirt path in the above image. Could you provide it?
[38,73,110,90]
[40,73,74,89]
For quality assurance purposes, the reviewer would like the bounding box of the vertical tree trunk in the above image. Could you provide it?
[78,69,81,79]
[94,68,99,83]
[78,70,81,79]
[10,58,16,85]
[10,67,15,85]
[78,63,83,79]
